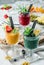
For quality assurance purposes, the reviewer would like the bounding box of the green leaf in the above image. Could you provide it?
[17,5,28,13]
[3,4,8,8]
[24,27,31,36]
[12,28,19,33]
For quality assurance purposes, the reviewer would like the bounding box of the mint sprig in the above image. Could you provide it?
[24,27,31,36]
[17,5,28,13]
[24,27,35,37]
[12,28,19,33]
[20,7,28,13]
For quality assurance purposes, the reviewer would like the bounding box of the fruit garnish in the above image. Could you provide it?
[6,25,12,32]
[24,27,31,36]
[5,7,9,10]
[4,14,8,19]
[30,14,38,22]
[1,7,4,10]
[5,6,12,10]
[5,56,12,60]
[17,5,28,14]
[24,20,37,37]
[36,16,44,25]
[24,27,35,37]
[22,62,30,65]
[3,4,8,8]
[30,6,44,13]
[12,28,19,33]
[20,7,28,14]
[1,4,12,10]
[33,30,40,36]
[18,4,33,14]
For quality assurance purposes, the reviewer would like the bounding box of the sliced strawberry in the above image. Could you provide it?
[6,25,12,32]
[4,14,8,19]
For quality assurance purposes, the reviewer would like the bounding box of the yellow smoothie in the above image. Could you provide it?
[5,28,20,45]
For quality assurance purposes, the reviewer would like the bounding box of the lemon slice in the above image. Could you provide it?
[36,16,44,24]
[33,30,40,36]
[5,56,12,60]
[22,62,30,65]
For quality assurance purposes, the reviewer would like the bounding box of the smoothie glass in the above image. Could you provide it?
[19,13,30,26]
[19,4,33,33]
[24,35,39,62]
[19,12,30,33]
[19,4,33,27]
[5,27,20,58]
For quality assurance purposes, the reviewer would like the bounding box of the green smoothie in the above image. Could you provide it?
[24,36,39,49]
[24,27,39,49]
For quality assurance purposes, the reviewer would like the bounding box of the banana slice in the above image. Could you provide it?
[5,56,12,60]
[36,16,44,24]
[22,62,30,65]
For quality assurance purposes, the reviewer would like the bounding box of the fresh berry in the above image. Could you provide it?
[1,5,12,10]
[14,59,17,61]
[5,6,12,10]
[8,6,12,9]
[1,7,4,10]
[4,14,8,19]
[5,7,9,10]
[6,25,12,32]
[22,49,26,55]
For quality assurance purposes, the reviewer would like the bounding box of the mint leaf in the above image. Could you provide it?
[17,5,28,13]
[24,27,31,36]
[12,28,19,33]
[3,4,8,8]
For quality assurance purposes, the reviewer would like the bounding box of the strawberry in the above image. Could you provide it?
[5,7,9,10]
[6,25,12,32]
[5,6,12,10]
[4,14,8,19]
[1,7,4,10]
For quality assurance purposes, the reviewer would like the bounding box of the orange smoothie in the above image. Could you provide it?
[6,32,19,45]
[5,26,20,45]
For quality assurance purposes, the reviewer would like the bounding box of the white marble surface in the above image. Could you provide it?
[0,48,44,65]
[0,1,44,65]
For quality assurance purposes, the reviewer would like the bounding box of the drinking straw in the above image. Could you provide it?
[9,17,14,29]
[32,20,37,29]
[28,20,37,36]
[28,4,33,12]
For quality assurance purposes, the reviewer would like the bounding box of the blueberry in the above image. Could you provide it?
[14,59,17,62]
[22,49,26,55]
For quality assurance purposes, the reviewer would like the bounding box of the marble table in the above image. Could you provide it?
[0,1,44,65]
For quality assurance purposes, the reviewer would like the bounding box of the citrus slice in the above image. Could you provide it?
[22,62,30,65]
[33,30,40,36]
[5,56,12,60]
